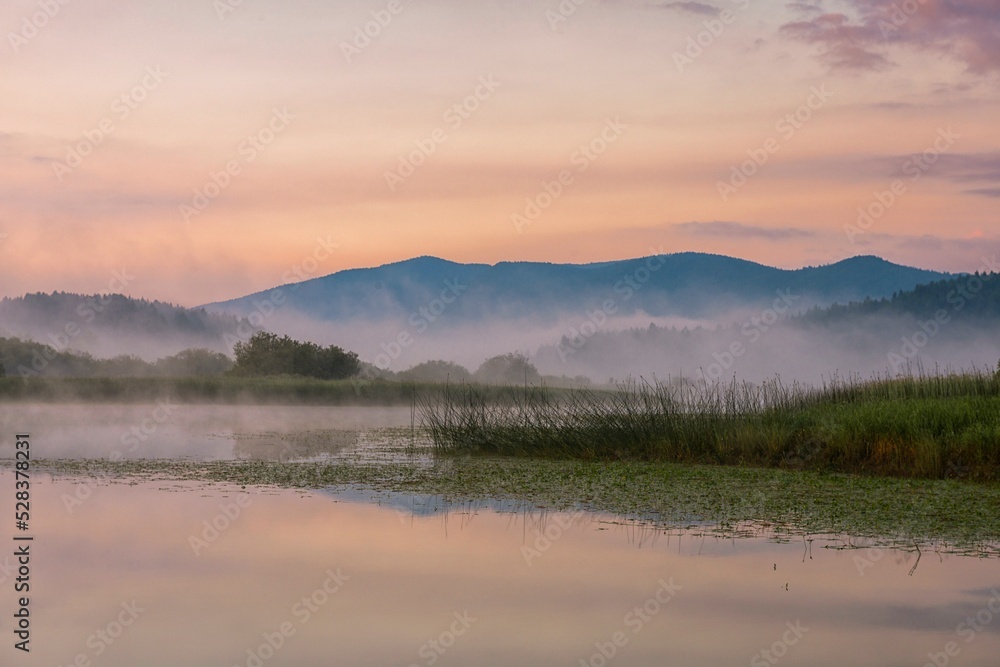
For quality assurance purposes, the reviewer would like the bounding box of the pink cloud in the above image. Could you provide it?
[780,0,1000,73]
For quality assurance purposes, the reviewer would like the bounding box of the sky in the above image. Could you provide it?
[1,0,998,306]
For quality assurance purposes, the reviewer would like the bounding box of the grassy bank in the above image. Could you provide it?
[421,371,1000,480]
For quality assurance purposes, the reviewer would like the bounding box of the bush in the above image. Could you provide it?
[398,360,471,383]
[155,349,233,376]
[474,352,540,385]
[231,332,360,380]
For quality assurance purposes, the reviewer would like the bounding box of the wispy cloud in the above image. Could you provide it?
[762,151,1000,190]
[877,152,1000,189]
[965,187,1000,198]
[652,1,720,16]
[844,231,1000,259]
[674,221,817,240]
[778,0,1000,73]
[779,12,892,70]
[786,1,824,15]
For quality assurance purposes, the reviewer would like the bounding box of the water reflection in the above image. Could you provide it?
[9,472,999,667]
[0,404,414,460]
[231,430,361,461]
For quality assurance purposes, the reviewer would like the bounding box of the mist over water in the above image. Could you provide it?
[233,305,1000,386]
[3,291,998,387]
[0,404,414,461]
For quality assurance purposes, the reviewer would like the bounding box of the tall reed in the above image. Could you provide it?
[420,369,1000,480]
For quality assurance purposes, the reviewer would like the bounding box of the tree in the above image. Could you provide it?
[155,349,234,376]
[232,332,295,376]
[474,352,540,385]
[232,332,360,380]
[398,360,471,383]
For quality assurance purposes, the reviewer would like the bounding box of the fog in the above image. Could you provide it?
[0,293,238,361]
[537,313,1000,385]
[0,404,414,460]
[219,304,1000,386]
[3,291,998,387]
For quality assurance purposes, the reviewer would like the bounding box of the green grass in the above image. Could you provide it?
[421,371,1000,480]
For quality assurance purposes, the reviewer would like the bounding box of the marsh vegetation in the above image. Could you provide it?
[422,369,1000,480]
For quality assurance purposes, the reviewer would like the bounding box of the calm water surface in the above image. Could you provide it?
[0,403,416,460]
[0,404,997,666]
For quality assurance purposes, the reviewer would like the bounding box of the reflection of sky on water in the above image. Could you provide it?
[7,473,998,667]
[0,404,416,460]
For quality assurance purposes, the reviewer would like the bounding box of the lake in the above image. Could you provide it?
[1,404,998,666]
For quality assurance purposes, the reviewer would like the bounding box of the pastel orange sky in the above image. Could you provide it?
[1,0,998,306]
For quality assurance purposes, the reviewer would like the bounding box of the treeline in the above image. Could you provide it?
[0,292,242,339]
[0,332,589,387]
[394,354,541,384]
[389,353,590,387]
[798,271,1000,324]
[0,337,233,378]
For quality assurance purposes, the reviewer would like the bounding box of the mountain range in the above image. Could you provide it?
[204,253,951,323]
[2,253,987,381]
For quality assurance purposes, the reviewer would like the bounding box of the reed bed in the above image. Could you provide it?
[420,370,1000,480]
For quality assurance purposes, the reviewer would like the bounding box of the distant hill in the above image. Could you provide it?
[799,272,1000,324]
[535,271,1000,384]
[0,254,970,380]
[0,293,243,359]
[204,253,950,323]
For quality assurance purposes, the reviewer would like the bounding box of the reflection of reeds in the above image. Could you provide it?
[421,370,1000,480]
